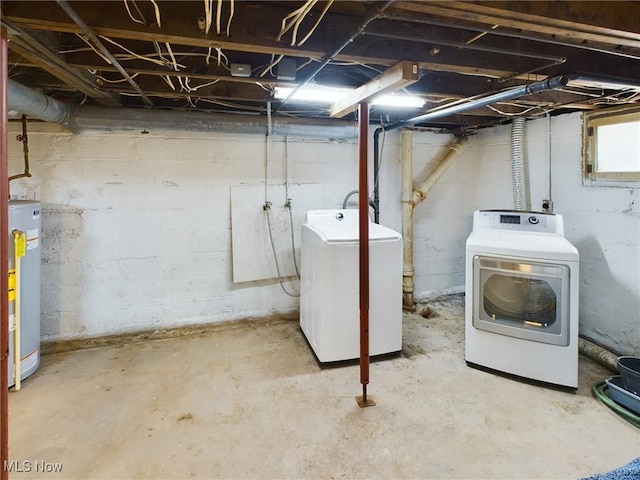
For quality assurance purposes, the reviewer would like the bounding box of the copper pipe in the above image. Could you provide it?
[1,26,10,480]
[8,115,31,184]
[358,102,370,400]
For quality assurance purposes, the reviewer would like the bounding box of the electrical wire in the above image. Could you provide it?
[204,0,213,34]
[96,72,140,83]
[216,0,222,35]
[226,0,234,37]
[259,54,284,78]
[290,0,317,46]
[164,42,179,71]
[123,0,145,24]
[150,0,162,27]
[75,34,112,65]
[277,1,313,42]
[98,35,166,66]
[296,0,333,46]
[592,381,640,428]
[487,104,541,116]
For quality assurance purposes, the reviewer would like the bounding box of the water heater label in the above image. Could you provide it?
[26,228,39,250]
[9,314,15,332]
[8,269,15,302]
[32,209,40,220]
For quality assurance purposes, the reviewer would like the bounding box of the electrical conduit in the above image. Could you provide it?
[401,133,468,308]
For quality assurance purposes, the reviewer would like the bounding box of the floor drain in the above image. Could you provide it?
[421,306,439,319]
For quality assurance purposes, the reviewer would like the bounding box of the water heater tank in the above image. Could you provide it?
[8,200,41,387]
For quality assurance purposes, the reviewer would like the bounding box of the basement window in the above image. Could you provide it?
[584,106,640,184]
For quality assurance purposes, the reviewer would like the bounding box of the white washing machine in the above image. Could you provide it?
[300,209,402,363]
[465,210,579,389]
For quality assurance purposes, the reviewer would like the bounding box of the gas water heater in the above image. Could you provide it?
[8,200,41,388]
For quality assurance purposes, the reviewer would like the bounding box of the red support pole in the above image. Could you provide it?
[356,102,374,407]
[0,26,10,480]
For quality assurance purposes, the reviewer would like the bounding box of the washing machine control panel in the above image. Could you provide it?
[474,210,561,234]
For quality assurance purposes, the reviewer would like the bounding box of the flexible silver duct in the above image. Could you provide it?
[7,80,359,138]
[511,117,526,210]
[579,337,619,373]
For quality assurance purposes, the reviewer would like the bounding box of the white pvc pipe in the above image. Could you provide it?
[400,130,415,309]
[401,135,468,308]
[410,139,468,206]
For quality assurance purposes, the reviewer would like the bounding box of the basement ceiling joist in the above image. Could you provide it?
[2,1,639,130]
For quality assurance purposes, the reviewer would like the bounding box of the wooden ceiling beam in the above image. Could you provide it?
[4,21,120,106]
[330,61,420,118]
[392,1,640,48]
[3,16,548,83]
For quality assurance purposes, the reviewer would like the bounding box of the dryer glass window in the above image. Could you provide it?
[483,274,557,326]
[472,256,570,346]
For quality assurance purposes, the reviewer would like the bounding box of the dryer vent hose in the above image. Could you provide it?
[579,337,619,373]
[511,117,526,211]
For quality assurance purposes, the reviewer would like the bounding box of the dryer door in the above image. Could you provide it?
[472,256,571,346]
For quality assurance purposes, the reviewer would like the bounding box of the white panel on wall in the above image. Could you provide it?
[231,183,322,283]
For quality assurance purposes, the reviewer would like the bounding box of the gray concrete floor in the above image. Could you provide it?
[8,295,640,479]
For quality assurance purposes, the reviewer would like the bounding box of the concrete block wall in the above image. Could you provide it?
[9,112,638,355]
[473,113,640,356]
[8,122,474,341]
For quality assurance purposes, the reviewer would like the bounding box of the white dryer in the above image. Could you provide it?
[300,210,402,363]
[465,210,579,389]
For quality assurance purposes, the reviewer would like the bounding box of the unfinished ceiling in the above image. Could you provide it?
[2,0,640,131]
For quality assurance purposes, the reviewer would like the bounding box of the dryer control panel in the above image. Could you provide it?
[473,210,563,235]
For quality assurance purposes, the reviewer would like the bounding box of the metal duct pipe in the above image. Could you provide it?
[384,75,570,132]
[71,105,359,137]
[7,80,359,138]
[8,79,71,125]
[511,117,527,210]
[372,74,573,221]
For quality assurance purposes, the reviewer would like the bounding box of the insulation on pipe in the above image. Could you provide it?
[7,80,359,138]
[511,117,526,211]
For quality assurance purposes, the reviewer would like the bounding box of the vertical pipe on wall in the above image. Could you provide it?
[1,26,10,480]
[400,129,415,309]
[402,137,467,308]
[358,102,371,403]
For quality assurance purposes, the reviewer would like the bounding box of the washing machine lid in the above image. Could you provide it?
[304,209,401,242]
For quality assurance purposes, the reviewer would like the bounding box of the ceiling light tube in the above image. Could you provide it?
[274,86,424,108]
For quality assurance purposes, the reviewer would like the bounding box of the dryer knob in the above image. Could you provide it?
[528,216,539,225]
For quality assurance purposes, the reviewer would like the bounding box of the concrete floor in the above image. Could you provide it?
[8,295,640,479]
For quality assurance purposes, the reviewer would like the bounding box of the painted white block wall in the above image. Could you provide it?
[8,112,638,356]
[473,113,640,356]
[8,122,470,341]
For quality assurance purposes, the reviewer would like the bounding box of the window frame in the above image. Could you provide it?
[583,106,640,185]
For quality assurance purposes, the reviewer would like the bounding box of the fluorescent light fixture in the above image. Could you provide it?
[274,86,425,108]
[371,93,425,108]
[274,86,349,103]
